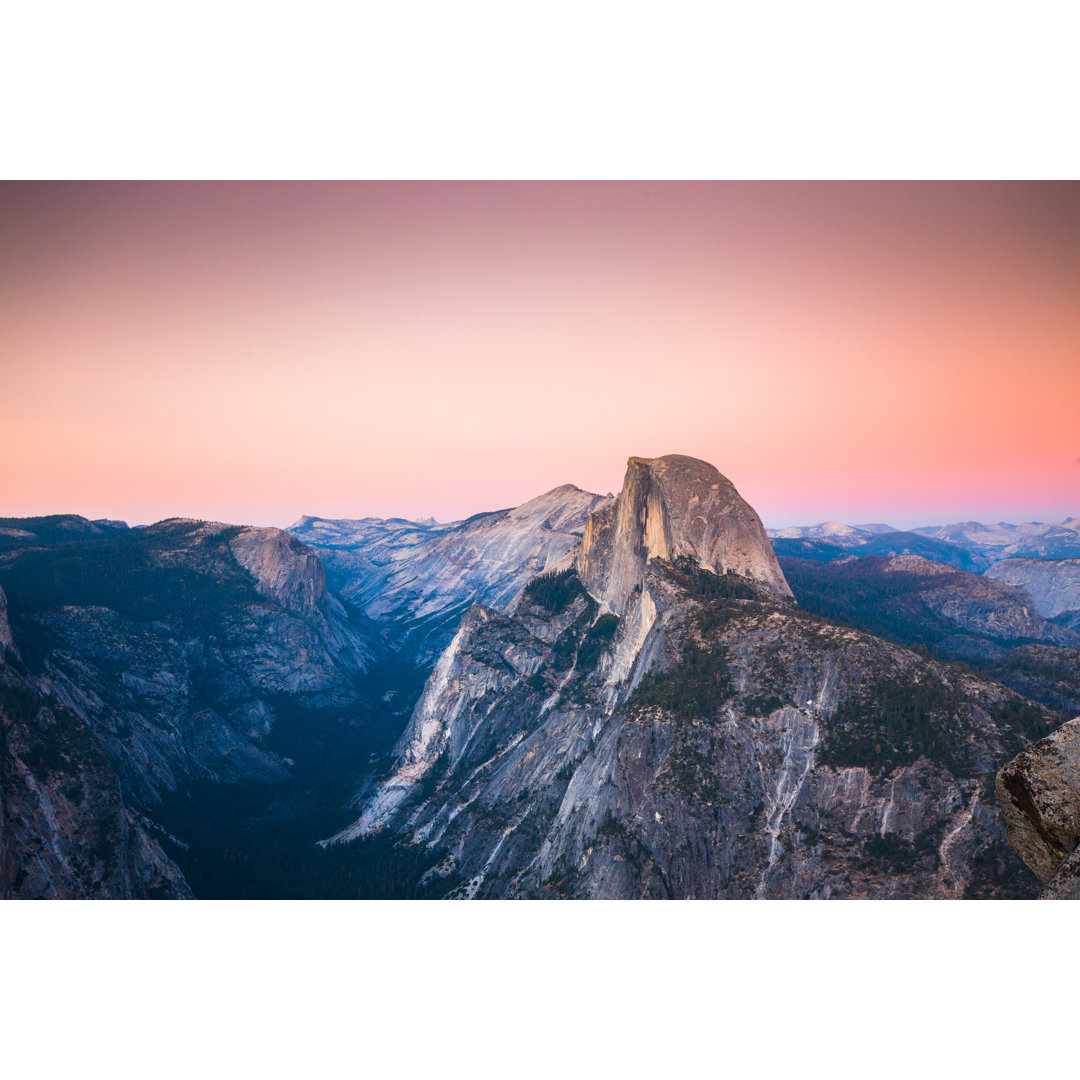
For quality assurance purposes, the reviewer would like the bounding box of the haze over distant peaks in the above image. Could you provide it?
[768,522,897,540]
[769,514,1080,566]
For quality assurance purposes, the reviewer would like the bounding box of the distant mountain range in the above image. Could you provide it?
[767,515,1080,633]
[2,475,1077,899]
[767,515,1080,566]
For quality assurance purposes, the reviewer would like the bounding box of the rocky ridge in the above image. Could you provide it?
[914,517,1080,561]
[290,485,612,661]
[769,522,897,541]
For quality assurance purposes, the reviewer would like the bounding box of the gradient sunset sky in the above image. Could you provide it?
[2,181,1078,530]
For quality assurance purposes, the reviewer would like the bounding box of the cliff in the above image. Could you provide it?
[577,455,791,615]
[0,585,13,657]
[1,622,190,898]
[985,558,1080,628]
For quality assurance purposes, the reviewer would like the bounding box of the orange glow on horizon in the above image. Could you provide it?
[2,181,1078,530]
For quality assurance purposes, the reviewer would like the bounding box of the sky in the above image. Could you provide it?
[2,181,1078,530]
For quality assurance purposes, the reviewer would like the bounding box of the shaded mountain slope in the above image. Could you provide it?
[0,585,190,898]
[0,519,379,805]
[777,552,1080,715]
[778,553,1079,656]
[0,520,397,898]
[770,532,989,573]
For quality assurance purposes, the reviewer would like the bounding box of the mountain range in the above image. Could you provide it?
[1,461,1076,898]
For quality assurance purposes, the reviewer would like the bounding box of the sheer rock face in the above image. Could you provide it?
[985,558,1080,625]
[576,455,792,616]
[1,665,192,899]
[0,586,13,657]
[229,527,332,620]
[997,717,1080,897]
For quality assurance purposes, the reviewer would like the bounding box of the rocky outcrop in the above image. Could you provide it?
[985,558,1080,626]
[997,717,1080,898]
[576,455,791,616]
[229,526,332,619]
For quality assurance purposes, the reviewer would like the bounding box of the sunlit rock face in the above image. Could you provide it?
[577,455,792,616]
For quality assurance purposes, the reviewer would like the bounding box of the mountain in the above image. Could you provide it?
[770,532,988,573]
[1,583,191,899]
[0,518,410,898]
[769,516,1080,568]
[913,518,1080,561]
[778,553,1080,657]
[769,522,896,541]
[328,455,1056,898]
[0,519,380,805]
[0,514,130,548]
[577,455,791,614]
[998,717,1080,898]
[290,485,612,661]
[984,558,1080,629]
[4,477,1074,900]
[777,552,1080,716]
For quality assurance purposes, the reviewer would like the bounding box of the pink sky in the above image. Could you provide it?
[2,181,1078,530]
